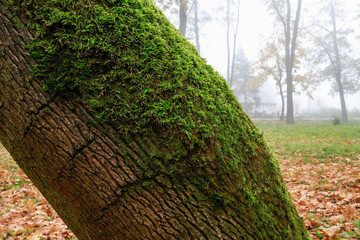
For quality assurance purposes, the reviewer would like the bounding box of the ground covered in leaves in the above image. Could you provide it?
[1,120,360,239]
[258,120,360,240]
[0,146,76,240]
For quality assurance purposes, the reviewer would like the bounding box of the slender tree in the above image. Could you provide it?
[232,48,260,112]
[155,0,203,53]
[193,0,200,53]
[225,0,241,86]
[229,0,241,87]
[309,0,359,123]
[329,0,347,122]
[153,0,188,37]
[179,0,188,36]
[226,0,231,81]
[0,0,309,239]
[253,34,313,121]
[255,39,287,120]
[268,0,302,124]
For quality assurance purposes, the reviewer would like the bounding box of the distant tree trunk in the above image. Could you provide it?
[337,79,348,123]
[226,0,231,82]
[330,0,348,123]
[179,0,188,36]
[286,0,301,125]
[229,0,241,87]
[0,0,309,239]
[271,0,302,125]
[277,61,285,121]
[279,85,285,121]
[193,0,200,53]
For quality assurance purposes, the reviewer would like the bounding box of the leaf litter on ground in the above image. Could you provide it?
[1,120,360,239]
[261,120,360,240]
[0,146,76,240]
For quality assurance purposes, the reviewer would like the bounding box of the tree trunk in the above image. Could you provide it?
[229,0,241,87]
[193,0,200,53]
[179,0,188,36]
[226,0,231,83]
[276,58,285,121]
[337,80,348,123]
[286,0,301,125]
[278,80,285,121]
[330,0,348,123]
[272,0,301,125]
[0,0,309,239]
[284,0,299,125]
[284,0,293,124]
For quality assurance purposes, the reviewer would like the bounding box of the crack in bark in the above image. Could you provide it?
[57,137,96,180]
[21,100,53,141]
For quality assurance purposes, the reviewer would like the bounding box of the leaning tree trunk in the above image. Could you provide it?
[0,0,308,239]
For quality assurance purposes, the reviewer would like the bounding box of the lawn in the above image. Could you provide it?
[256,120,360,161]
[0,120,360,239]
[256,120,360,239]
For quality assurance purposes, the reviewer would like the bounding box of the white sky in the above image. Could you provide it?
[160,0,360,113]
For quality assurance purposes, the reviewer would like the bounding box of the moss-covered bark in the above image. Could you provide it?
[0,0,309,239]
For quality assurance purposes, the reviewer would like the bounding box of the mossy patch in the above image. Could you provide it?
[10,0,269,180]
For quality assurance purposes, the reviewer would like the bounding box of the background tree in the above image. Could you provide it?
[193,0,200,52]
[0,0,308,239]
[266,0,302,124]
[308,0,359,123]
[155,0,205,53]
[154,0,188,36]
[253,33,314,121]
[226,0,241,86]
[179,0,188,36]
[254,38,287,120]
[232,48,260,112]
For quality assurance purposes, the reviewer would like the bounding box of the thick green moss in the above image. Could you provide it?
[9,0,308,238]
[12,0,270,178]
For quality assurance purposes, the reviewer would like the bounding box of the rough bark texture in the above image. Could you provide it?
[0,0,308,239]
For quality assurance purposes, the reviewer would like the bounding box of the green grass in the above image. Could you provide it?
[255,120,360,161]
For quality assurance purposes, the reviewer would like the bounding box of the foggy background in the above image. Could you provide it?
[154,0,360,119]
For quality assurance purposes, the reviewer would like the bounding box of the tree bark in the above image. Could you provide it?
[0,0,309,239]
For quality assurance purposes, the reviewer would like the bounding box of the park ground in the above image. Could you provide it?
[0,120,360,239]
